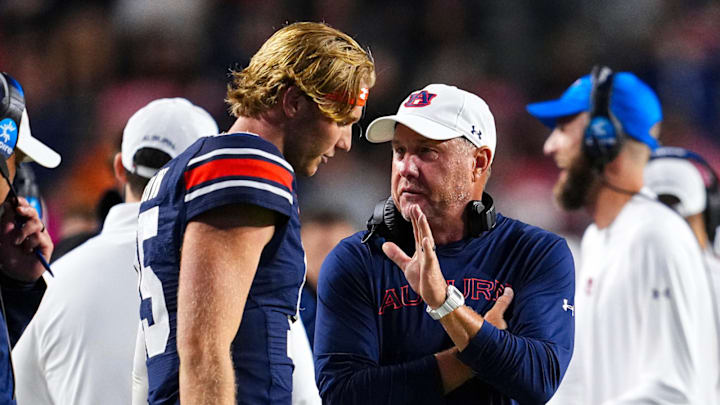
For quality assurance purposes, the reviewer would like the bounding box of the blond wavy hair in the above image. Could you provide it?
[226,22,376,123]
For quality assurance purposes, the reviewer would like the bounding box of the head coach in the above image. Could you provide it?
[314,84,576,404]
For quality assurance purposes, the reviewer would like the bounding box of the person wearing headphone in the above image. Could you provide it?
[0,72,60,404]
[10,98,216,405]
[528,67,719,404]
[644,147,720,400]
[645,147,720,280]
[315,84,576,404]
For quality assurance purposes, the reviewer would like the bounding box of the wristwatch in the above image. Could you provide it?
[426,284,465,320]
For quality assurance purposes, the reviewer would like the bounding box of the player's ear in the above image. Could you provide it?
[281,85,307,119]
[113,152,127,184]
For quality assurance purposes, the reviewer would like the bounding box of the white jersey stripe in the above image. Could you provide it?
[187,148,294,173]
[184,179,293,205]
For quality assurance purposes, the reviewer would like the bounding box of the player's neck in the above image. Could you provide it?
[687,213,708,250]
[227,115,287,154]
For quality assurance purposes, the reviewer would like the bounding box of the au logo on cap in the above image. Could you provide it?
[404,91,437,108]
[0,118,18,160]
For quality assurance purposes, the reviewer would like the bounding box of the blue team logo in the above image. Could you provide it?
[404,91,437,108]
[586,117,617,147]
[0,118,18,160]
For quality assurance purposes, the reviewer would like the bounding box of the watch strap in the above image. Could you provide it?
[426,284,465,320]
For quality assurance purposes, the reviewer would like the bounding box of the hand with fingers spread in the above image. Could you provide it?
[0,197,53,282]
[382,204,447,308]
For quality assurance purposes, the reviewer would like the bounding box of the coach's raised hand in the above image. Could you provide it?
[382,204,447,308]
[0,197,52,282]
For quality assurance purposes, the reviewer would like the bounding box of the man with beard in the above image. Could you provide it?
[315,84,575,404]
[528,66,719,404]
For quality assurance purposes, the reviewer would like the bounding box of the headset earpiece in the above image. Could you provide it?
[468,193,497,237]
[584,65,623,168]
[0,72,26,162]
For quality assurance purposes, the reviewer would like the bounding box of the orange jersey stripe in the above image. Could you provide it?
[184,158,293,191]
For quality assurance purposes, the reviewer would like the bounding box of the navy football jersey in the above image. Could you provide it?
[136,133,305,404]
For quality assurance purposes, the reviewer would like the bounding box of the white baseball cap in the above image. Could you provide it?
[16,109,62,168]
[365,84,497,162]
[644,157,706,217]
[121,98,218,178]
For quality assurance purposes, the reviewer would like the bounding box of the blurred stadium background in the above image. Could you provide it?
[1,0,718,249]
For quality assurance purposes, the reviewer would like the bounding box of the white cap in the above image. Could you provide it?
[644,157,706,217]
[121,98,218,178]
[16,108,62,168]
[365,84,497,162]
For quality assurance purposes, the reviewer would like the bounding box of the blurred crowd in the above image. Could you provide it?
[0,0,718,243]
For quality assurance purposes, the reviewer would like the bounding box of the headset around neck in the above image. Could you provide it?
[362,192,497,255]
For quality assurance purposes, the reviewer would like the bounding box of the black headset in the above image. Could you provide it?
[0,73,25,161]
[649,146,720,254]
[583,65,624,169]
[0,72,26,188]
[13,163,43,221]
[362,192,497,255]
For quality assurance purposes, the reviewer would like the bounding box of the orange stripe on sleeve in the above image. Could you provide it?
[184,158,293,191]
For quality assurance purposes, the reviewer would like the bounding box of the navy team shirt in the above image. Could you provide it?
[137,133,305,404]
[315,214,575,404]
[0,310,15,405]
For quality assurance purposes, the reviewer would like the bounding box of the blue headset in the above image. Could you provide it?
[650,146,720,252]
[584,65,624,168]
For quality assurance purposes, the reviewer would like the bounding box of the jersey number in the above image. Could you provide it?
[138,206,170,358]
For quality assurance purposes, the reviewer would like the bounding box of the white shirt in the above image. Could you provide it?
[550,192,720,404]
[704,248,720,303]
[703,248,720,400]
[290,316,321,405]
[13,202,141,405]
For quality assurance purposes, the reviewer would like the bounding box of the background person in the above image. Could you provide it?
[0,71,60,404]
[298,210,355,347]
[12,98,217,405]
[528,66,719,404]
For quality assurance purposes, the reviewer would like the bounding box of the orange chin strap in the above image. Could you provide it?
[325,87,369,107]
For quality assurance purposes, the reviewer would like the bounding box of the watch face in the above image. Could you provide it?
[447,284,465,305]
[426,284,465,320]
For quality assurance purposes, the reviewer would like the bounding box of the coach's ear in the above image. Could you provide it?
[113,152,127,185]
[281,85,308,119]
[472,146,492,183]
